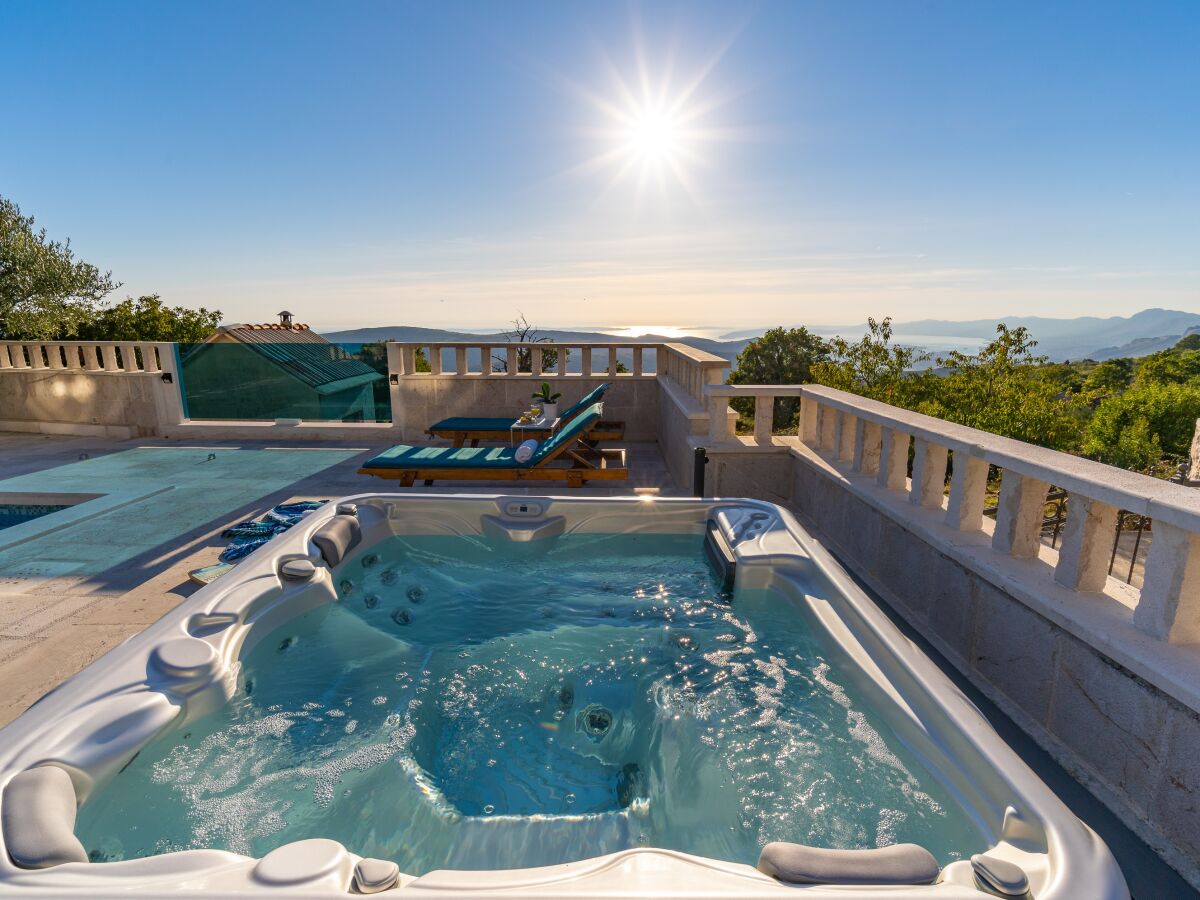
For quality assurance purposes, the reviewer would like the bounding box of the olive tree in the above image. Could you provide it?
[0,196,119,339]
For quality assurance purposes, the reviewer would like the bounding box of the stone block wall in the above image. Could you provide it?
[787,450,1200,889]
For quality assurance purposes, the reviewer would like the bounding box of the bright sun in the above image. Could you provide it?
[624,104,682,166]
[568,40,732,203]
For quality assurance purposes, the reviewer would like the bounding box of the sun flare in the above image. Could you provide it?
[623,103,683,167]
[566,34,736,204]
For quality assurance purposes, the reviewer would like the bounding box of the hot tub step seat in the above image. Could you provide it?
[1,765,88,868]
[757,841,939,886]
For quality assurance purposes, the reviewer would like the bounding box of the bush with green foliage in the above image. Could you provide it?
[1132,347,1200,387]
[919,325,1085,451]
[810,317,934,409]
[727,326,828,430]
[76,295,221,343]
[1083,381,1200,469]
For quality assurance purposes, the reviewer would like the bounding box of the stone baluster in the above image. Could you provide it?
[0,344,12,369]
[46,344,66,369]
[632,346,644,376]
[800,396,819,444]
[580,347,592,378]
[754,395,773,445]
[817,405,836,452]
[1053,495,1119,591]
[944,453,989,531]
[1133,523,1200,643]
[140,344,162,373]
[608,346,619,377]
[836,411,857,462]
[852,419,882,475]
[531,346,543,377]
[27,344,47,369]
[455,347,468,375]
[557,346,569,376]
[877,427,910,491]
[992,472,1049,557]
[910,438,948,508]
[119,343,140,371]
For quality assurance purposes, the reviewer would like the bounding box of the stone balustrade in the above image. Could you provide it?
[0,341,173,374]
[702,381,1200,886]
[385,341,662,378]
[706,381,1200,644]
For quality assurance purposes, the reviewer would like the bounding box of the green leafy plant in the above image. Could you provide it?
[532,382,562,403]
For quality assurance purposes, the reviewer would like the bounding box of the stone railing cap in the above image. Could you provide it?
[801,383,1200,531]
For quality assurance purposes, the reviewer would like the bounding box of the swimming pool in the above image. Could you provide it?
[0,503,71,531]
[0,495,1127,898]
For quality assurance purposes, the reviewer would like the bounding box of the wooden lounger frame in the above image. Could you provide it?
[359,447,628,488]
[427,420,625,449]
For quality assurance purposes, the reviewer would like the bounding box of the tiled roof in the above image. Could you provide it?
[216,324,383,392]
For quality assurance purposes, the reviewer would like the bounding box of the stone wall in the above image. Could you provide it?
[0,370,179,438]
[655,377,709,492]
[782,447,1200,890]
[389,376,659,443]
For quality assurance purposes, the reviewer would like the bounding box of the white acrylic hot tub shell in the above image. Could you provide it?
[0,494,1128,899]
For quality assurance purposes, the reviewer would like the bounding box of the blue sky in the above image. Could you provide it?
[3,1,1197,332]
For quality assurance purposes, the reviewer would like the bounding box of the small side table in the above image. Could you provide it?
[509,416,559,446]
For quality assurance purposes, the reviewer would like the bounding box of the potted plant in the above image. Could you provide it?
[532,382,562,421]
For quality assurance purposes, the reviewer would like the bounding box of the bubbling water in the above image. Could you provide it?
[74,533,983,873]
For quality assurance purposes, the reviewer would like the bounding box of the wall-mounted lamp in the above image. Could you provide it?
[161,372,174,384]
[389,374,399,385]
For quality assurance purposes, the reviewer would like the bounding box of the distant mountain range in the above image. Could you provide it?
[323,308,1200,367]
[718,308,1200,362]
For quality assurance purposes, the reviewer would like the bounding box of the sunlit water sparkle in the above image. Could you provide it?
[75,533,983,873]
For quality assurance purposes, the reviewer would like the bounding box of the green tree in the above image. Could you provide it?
[1132,348,1200,387]
[1083,381,1200,468]
[727,326,829,430]
[1082,358,1134,397]
[0,196,119,338]
[1176,332,1200,352]
[921,324,1084,450]
[77,295,221,343]
[810,317,933,408]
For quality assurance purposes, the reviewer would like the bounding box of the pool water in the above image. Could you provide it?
[0,504,70,531]
[75,534,984,873]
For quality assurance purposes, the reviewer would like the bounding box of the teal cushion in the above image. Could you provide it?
[558,383,610,424]
[427,417,519,432]
[363,444,523,469]
[531,405,602,463]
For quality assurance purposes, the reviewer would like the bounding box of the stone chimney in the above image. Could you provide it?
[277,310,295,327]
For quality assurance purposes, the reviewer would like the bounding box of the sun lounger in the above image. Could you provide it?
[360,404,627,487]
[425,383,625,447]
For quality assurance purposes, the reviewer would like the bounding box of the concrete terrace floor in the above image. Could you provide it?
[0,431,678,726]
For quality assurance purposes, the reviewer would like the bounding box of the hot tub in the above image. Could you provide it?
[0,494,1127,898]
